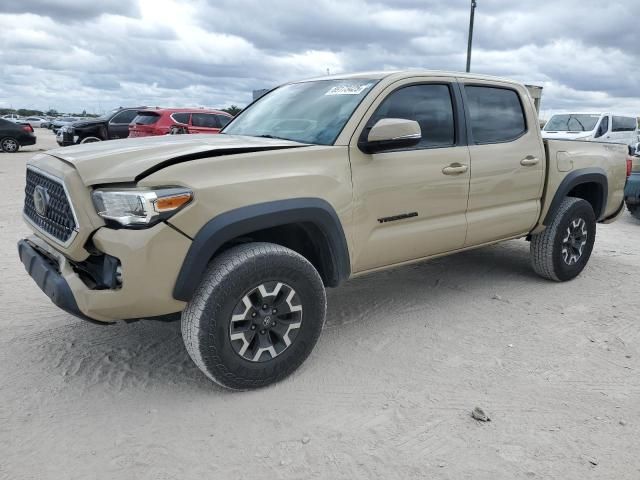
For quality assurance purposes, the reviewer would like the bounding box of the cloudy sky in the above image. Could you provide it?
[1,0,638,118]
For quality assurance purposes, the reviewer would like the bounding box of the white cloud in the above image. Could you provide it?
[0,0,638,117]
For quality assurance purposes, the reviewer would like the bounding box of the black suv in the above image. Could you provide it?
[56,107,145,146]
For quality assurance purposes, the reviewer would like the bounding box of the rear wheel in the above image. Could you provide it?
[181,242,327,390]
[530,197,596,281]
[627,202,640,220]
[1,137,19,153]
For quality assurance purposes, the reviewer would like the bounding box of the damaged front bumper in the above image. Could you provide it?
[18,222,191,323]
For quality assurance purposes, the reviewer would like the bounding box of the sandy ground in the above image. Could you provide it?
[1,130,639,480]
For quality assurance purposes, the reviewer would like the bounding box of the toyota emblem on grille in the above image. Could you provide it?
[33,185,50,217]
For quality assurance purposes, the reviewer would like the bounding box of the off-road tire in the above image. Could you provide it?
[181,242,327,390]
[626,202,640,220]
[1,137,19,153]
[531,197,596,281]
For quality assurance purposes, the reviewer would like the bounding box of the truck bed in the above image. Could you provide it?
[538,139,628,227]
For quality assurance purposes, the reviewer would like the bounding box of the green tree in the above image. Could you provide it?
[221,105,242,116]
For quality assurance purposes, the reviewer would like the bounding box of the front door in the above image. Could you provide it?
[349,78,471,273]
[459,81,545,246]
[190,113,222,134]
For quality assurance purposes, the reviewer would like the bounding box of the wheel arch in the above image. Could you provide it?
[543,168,608,225]
[172,198,351,302]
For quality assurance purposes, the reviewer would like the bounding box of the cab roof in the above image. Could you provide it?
[298,69,523,86]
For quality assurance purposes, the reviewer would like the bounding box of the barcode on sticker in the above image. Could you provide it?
[325,84,372,95]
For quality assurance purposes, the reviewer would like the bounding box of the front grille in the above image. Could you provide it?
[24,168,77,244]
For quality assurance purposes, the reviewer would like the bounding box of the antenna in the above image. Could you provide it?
[466,0,477,72]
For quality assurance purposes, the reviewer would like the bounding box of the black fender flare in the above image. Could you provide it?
[543,167,608,225]
[172,198,351,302]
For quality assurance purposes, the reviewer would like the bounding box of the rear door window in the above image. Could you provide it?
[110,110,138,124]
[465,86,526,144]
[192,113,220,128]
[171,113,190,124]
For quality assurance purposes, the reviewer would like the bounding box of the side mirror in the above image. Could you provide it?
[358,118,421,154]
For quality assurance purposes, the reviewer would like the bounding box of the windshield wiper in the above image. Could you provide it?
[568,115,586,131]
[255,134,292,141]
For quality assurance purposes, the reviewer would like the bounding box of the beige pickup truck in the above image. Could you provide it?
[18,71,628,389]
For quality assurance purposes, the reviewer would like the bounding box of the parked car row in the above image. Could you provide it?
[1,114,74,129]
[56,107,232,146]
[1,106,234,152]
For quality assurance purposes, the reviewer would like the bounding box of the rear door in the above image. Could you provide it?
[190,113,221,133]
[108,109,138,139]
[459,80,545,246]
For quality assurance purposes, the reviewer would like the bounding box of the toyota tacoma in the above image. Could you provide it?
[18,71,628,389]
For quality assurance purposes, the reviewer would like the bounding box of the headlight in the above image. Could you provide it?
[92,187,193,227]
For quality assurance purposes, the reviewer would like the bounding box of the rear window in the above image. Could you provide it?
[612,116,637,132]
[171,113,190,124]
[132,113,160,125]
[465,86,526,143]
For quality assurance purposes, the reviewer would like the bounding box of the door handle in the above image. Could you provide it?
[442,163,468,175]
[520,156,540,166]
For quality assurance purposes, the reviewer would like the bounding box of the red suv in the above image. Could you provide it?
[129,108,233,137]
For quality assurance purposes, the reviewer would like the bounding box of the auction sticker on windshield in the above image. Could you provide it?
[325,83,372,95]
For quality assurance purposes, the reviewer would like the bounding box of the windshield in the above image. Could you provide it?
[544,114,601,132]
[97,108,120,120]
[222,79,378,145]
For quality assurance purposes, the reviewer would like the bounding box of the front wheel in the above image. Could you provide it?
[79,136,101,144]
[181,242,327,390]
[530,197,596,281]
[1,137,19,152]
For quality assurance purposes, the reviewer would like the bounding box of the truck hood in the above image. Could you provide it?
[46,134,308,185]
[541,131,593,140]
[71,119,104,129]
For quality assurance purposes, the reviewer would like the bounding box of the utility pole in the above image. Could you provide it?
[466,0,477,72]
